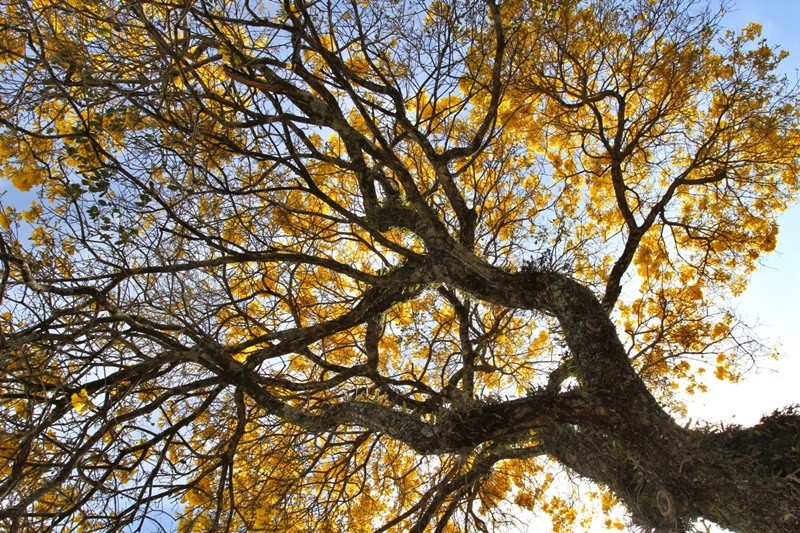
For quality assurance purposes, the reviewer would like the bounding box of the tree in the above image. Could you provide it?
[0,0,798,530]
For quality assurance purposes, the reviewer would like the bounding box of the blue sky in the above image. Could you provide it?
[0,2,796,532]
[0,0,795,423]
[682,0,800,426]
[0,0,796,424]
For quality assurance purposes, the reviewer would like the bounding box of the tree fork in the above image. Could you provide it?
[542,410,800,532]
[433,248,800,530]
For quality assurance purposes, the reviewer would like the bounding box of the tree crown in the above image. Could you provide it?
[1,0,799,531]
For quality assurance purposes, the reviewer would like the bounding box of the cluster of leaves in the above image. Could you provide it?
[0,0,798,531]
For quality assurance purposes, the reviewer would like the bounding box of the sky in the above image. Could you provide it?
[635,1,800,530]
[680,0,800,427]
[1,1,795,425]
[0,0,798,531]
[524,2,800,530]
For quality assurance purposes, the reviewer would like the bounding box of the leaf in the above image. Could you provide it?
[70,389,93,414]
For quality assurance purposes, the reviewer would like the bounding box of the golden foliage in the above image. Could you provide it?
[0,0,798,531]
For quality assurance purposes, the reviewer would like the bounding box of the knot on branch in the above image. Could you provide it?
[656,489,681,517]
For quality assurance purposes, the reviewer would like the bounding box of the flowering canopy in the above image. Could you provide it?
[1,0,799,531]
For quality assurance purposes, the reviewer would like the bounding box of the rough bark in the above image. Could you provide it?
[429,246,800,531]
[2,0,799,530]
[541,410,800,532]
[207,245,800,531]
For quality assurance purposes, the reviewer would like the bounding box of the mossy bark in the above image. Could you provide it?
[433,249,800,531]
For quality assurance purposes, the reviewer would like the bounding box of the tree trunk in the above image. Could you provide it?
[542,409,800,532]
[434,247,800,531]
